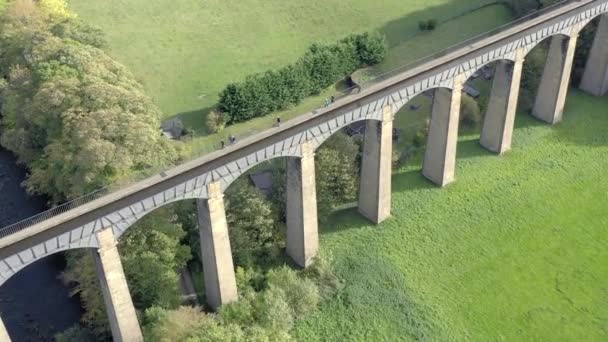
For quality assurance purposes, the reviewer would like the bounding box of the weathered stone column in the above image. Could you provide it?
[358,105,393,224]
[480,48,524,154]
[197,181,238,310]
[580,14,608,96]
[533,34,578,124]
[423,74,464,186]
[93,228,143,342]
[286,141,319,268]
[0,316,11,342]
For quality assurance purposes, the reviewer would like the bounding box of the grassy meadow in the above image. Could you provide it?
[295,90,608,340]
[68,0,511,155]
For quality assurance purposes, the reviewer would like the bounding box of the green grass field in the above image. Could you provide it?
[68,0,512,157]
[68,0,502,118]
[294,90,608,341]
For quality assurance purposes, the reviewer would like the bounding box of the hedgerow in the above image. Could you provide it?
[218,32,387,124]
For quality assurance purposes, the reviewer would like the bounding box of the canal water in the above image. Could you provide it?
[0,148,82,341]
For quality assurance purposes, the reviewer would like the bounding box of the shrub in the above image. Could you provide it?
[255,286,294,331]
[218,32,387,124]
[418,21,428,31]
[266,267,320,319]
[302,253,342,300]
[412,119,430,148]
[206,109,227,133]
[519,46,547,113]
[351,31,388,66]
[427,19,438,30]
[459,94,482,132]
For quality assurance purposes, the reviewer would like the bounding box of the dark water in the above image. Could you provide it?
[0,149,82,341]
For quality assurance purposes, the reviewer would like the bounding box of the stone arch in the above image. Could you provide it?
[0,246,94,287]
[522,32,573,59]
[110,196,203,239]
[393,84,453,114]
[310,116,382,149]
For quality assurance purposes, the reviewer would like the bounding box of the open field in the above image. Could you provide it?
[68,0,512,157]
[295,90,608,340]
[68,0,502,118]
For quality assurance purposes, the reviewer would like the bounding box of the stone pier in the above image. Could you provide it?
[423,74,464,186]
[533,34,578,124]
[0,316,10,342]
[197,182,238,310]
[286,141,319,268]
[93,228,143,342]
[358,105,393,224]
[480,49,525,154]
[580,14,608,96]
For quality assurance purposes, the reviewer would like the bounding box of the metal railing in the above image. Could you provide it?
[0,0,589,239]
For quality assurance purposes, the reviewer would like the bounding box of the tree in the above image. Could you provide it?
[459,94,482,132]
[315,132,360,221]
[0,1,181,202]
[217,32,387,123]
[225,180,282,267]
[519,45,548,113]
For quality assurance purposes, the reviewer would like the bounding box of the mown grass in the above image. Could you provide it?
[68,0,512,158]
[294,90,608,340]
[68,0,502,118]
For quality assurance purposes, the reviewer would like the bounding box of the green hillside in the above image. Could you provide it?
[68,0,504,119]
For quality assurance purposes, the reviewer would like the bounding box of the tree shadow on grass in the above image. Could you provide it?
[172,106,217,136]
[380,1,504,49]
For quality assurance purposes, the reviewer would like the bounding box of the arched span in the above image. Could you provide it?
[0,247,94,287]
[310,116,382,149]
[222,154,297,191]
[393,85,455,114]
[522,32,573,58]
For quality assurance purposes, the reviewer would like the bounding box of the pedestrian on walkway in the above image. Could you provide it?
[276,116,281,127]
[331,95,335,103]
[324,98,329,107]
[220,140,225,149]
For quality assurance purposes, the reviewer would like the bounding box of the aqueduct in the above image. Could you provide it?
[2,0,608,340]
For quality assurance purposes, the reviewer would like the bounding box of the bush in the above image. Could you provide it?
[218,32,387,124]
[418,21,428,31]
[459,94,482,132]
[301,253,342,300]
[519,45,547,113]
[426,19,437,30]
[206,109,227,133]
[412,119,430,148]
[266,267,320,319]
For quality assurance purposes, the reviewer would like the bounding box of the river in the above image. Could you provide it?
[0,148,82,341]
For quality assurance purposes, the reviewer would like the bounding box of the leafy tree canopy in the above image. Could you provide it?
[0,0,181,202]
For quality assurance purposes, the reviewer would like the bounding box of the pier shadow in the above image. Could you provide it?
[551,90,608,147]
[392,168,436,194]
[457,138,493,160]
[320,206,373,236]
